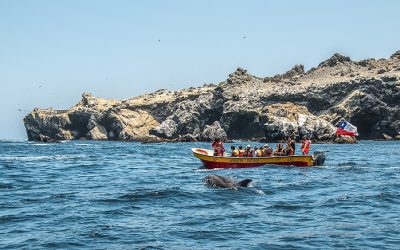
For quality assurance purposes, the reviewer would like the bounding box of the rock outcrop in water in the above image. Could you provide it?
[24,50,400,142]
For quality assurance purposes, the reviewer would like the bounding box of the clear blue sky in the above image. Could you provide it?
[1,0,399,139]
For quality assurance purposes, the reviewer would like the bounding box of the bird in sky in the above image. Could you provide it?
[242,36,246,39]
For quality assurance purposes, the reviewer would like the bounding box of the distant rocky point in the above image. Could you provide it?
[24,50,400,142]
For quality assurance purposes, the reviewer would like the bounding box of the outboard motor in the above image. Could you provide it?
[313,151,326,166]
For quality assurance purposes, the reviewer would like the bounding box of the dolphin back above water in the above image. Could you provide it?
[204,174,252,188]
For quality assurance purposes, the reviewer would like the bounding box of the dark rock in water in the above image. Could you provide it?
[382,133,393,140]
[23,50,400,142]
[334,136,357,144]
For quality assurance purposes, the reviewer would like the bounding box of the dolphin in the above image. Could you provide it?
[203,174,252,189]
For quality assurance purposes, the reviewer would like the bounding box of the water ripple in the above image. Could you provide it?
[0,140,399,249]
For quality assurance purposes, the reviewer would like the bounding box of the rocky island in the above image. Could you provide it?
[24,51,400,142]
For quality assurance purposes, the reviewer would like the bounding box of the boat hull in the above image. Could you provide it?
[192,148,314,169]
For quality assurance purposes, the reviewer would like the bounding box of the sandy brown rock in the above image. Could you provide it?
[382,133,393,140]
[87,125,108,140]
[107,109,159,141]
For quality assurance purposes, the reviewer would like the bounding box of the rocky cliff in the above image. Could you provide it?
[24,51,400,142]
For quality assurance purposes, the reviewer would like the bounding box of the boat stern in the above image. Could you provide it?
[313,151,326,166]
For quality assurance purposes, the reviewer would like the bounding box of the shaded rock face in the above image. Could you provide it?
[24,50,400,142]
[23,110,74,141]
[322,78,400,139]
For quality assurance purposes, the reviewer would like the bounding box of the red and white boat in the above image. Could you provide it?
[192,148,325,169]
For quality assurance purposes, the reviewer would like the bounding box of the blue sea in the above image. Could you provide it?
[0,140,399,249]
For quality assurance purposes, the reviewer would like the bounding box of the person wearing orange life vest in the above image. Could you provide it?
[238,146,245,157]
[301,136,311,155]
[244,145,253,157]
[211,138,225,156]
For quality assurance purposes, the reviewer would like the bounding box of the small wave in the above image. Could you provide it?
[194,168,220,172]
[254,189,266,195]
[384,166,400,170]
[0,183,13,189]
[0,215,21,223]
[40,241,86,248]
[0,155,85,161]
[94,188,200,204]
[372,191,399,202]
[58,140,70,143]
[337,162,357,167]
[270,203,304,210]
[119,189,178,200]
[117,188,201,202]
[49,193,76,199]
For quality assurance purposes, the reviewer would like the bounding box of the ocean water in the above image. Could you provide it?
[0,140,399,249]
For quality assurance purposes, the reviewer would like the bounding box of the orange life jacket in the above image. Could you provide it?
[301,140,310,154]
[245,149,253,157]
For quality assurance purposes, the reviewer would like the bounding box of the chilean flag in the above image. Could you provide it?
[336,120,359,136]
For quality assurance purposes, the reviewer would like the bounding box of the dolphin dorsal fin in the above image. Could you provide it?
[238,179,252,187]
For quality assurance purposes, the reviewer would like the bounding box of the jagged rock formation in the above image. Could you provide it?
[24,50,400,142]
[263,103,336,141]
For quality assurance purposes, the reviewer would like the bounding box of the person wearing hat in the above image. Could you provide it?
[244,144,253,157]
[262,144,272,157]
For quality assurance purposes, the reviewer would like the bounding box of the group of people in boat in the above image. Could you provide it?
[211,137,311,157]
